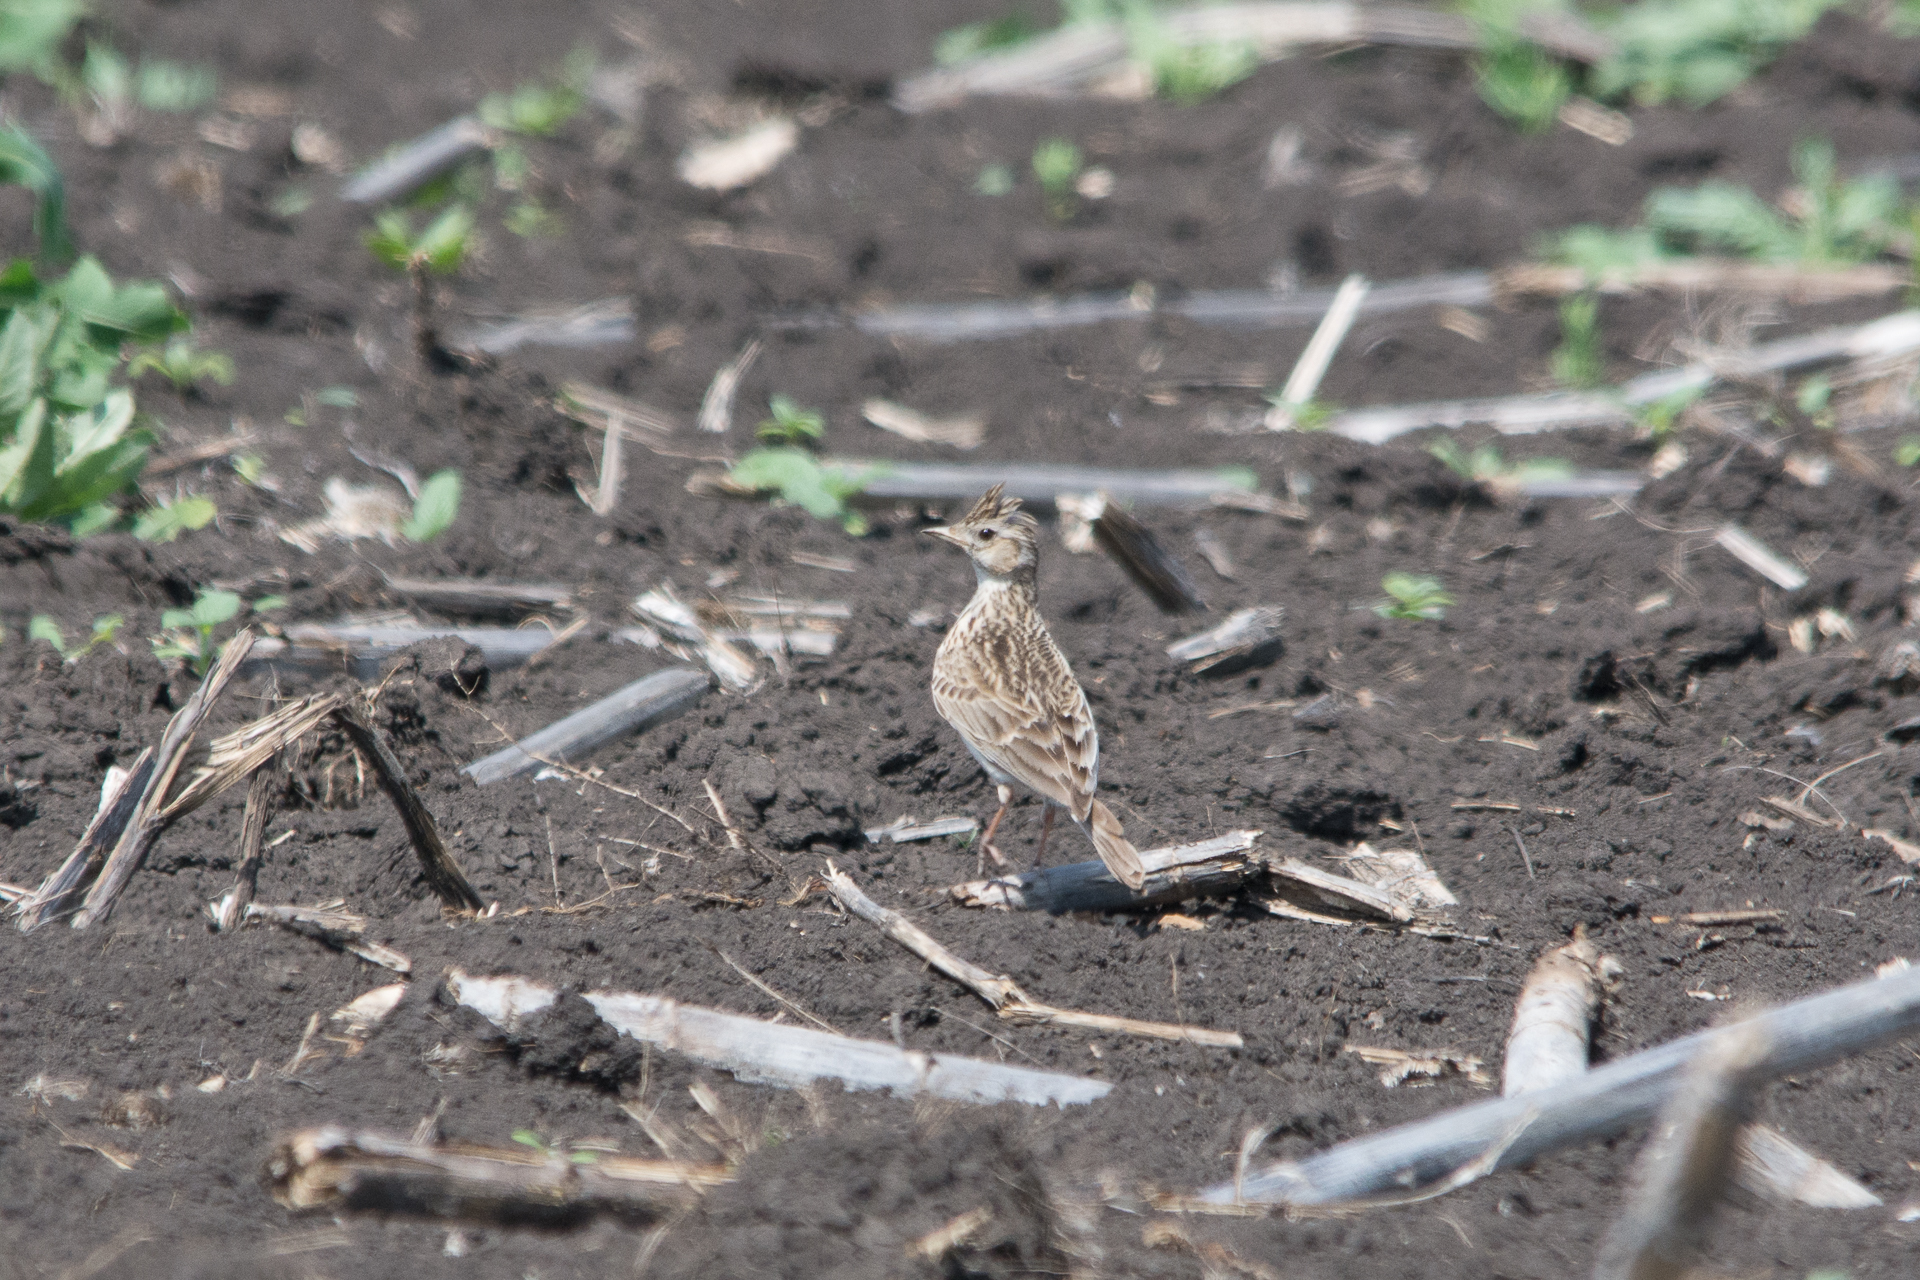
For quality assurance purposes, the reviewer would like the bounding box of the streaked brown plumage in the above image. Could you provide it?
[924,485,1146,890]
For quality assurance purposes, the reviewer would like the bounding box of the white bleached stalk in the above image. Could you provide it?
[1715,525,1808,591]
[1268,274,1369,429]
[1504,932,1620,1097]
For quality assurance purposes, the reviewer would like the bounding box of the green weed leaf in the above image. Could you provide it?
[402,469,462,541]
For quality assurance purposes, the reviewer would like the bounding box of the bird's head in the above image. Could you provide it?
[923,484,1039,583]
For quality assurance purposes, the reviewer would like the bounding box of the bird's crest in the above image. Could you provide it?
[962,483,1027,527]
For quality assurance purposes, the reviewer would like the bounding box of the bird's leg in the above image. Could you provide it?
[977,784,1013,876]
[1033,804,1056,869]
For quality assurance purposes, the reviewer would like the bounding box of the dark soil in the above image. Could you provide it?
[6,3,1920,1277]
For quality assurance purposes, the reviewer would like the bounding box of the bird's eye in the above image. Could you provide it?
[977,527,995,541]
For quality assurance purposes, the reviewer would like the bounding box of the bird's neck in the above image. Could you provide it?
[967,570,1037,608]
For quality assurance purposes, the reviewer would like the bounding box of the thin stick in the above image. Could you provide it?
[330,704,485,912]
[14,748,153,931]
[1270,273,1368,426]
[1195,962,1920,1208]
[449,298,634,358]
[696,337,762,434]
[1715,525,1807,591]
[1591,1025,1770,1280]
[269,1128,729,1223]
[712,947,842,1035]
[71,632,256,930]
[1509,825,1536,880]
[214,765,279,932]
[851,460,1258,511]
[952,830,1262,913]
[449,969,1113,1107]
[340,115,492,205]
[462,667,712,786]
[825,861,1241,1047]
[701,780,745,850]
[586,394,624,517]
[381,576,574,619]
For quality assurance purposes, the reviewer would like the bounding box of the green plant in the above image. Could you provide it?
[509,1129,599,1164]
[128,338,234,393]
[1895,435,1920,467]
[974,163,1014,197]
[1632,386,1702,439]
[0,254,188,528]
[401,469,462,542]
[1550,139,1904,279]
[1589,0,1839,107]
[0,123,70,261]
[153,588,244,677]
[1032,137,1083,221]
[0,0,86,85]
[1374,572,1454,621]
[477,51,591,137]
[131,493,216,543]
[1550,292,1605,390]
[935,11,1038,64]
[1472,37,1569,133]
[756,395,825,446]
[1428,439,1572,489]
[1121,0,1258,103]
[29,612,122,663]
[365,203,474,362]
[728,449,877,536]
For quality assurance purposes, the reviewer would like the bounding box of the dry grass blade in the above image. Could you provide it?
[162,693,348,822]
[556,381,678,446]
[825,861,1242,1047]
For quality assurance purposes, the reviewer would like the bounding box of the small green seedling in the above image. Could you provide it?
[756,395,825,446]
[128,338,235,393]
[728,449,876,536]
[1894,436,1920,468]
[510,1129,599,1164]
[1121,1,1258,104]
[974,163,1014,197]
[1374,572,1454,622]
[1550,292,1605,390]
[1473,38,1570,133]
[935,12,1037,64]
[153,588,243,677]
[365,203,474,362]
[29,613,123,664]
[131,493,216,543]
[1632,387,1702,440]
[1428,440,1572,491]
[504,200,563,238]
[1031,137,1083,222]
[401,469,462,542]
[1794,373,1834,429]
[478,56,587,138]
[0,123,71,261]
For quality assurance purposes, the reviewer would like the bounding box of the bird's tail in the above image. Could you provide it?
[1084,799,1146,890]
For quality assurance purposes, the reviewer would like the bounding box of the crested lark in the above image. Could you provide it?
[924,485,1147,890]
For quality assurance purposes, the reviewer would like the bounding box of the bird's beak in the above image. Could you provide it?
[922,525,965,548]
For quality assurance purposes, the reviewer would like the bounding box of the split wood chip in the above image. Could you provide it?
[1648,909,1783,927]
[383,576,574,619]
[270,1127,730,1222]
[911,1207,994,1260]
[1503,931,1621,1097]
[557,382,678,446]
[696,337,763,434]
[677,117,798,191]
[1268,859,1409,923]
[451,298,636,357]
[280,478,411,552]
[1734,1124,1881,1210]
[951,830,1262,913]
[1208,490,1309,520]
[824,862,1242,1047]
[1166,607,1285,675]
[632,583,845,687]
[861,398,985,450]
[1335,842,1457,912]
[330,984,408,1038]
[242,902,414,973]
[447,969,1112,1107]
[1343,1044,1491,1089]
[788,551,856,573]
[863,816,978,845]
[161,693,348,822]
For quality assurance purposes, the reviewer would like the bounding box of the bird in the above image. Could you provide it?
[923,484,1147,890]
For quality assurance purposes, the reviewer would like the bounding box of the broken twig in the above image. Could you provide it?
[447,970,1113,1107]
[330,705,484,912]
[825,862,1241,1046]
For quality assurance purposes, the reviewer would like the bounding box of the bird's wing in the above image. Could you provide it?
[932,620,1098,819]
